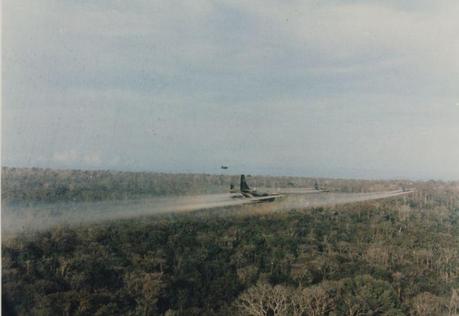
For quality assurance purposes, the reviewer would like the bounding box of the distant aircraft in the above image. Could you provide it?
[221,165,229,170]
[230,175,320,203]
[314,180,329,192]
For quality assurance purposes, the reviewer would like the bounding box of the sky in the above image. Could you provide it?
[2,0,459,180]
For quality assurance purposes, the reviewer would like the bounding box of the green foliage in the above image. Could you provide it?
[2,170,459,315]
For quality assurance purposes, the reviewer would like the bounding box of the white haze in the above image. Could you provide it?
[2,190,411,236]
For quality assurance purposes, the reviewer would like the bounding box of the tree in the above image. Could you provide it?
[235,282,290,316]
[291,283,335,316]
[410,292,444,316]
[448,289,459,316]
[125,271,164,316]
[340,275,401,315]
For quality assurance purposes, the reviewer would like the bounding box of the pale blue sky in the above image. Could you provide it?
[3,0,459,179]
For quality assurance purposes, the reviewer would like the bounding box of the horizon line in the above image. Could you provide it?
[2,165,456,183]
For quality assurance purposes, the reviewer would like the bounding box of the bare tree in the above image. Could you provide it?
[235,282,290,316]
[448,289,459,316]
[291,285,334,316]
[410,292,443,316]
[364,244,391,267]
[436,247,459,283]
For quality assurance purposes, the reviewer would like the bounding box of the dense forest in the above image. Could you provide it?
[2,168,459,315]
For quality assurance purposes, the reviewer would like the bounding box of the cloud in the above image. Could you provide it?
[2,0,459,179]
[52,149,102,167]
[4,0,458,99]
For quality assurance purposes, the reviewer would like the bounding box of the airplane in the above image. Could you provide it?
[221,165,229,170]
[230,175,320,203]
[314,180,320,191]
[6,173,415,233]
[314,180,329,192]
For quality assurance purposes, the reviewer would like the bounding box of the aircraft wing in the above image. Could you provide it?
[248,194,284,202]
[229,193,284,202]
[249,187,320,195]
[274,188,320,194]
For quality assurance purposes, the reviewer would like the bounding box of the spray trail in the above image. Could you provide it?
[2,190,411,235]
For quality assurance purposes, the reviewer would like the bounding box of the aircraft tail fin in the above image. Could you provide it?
[240,175,251,192]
